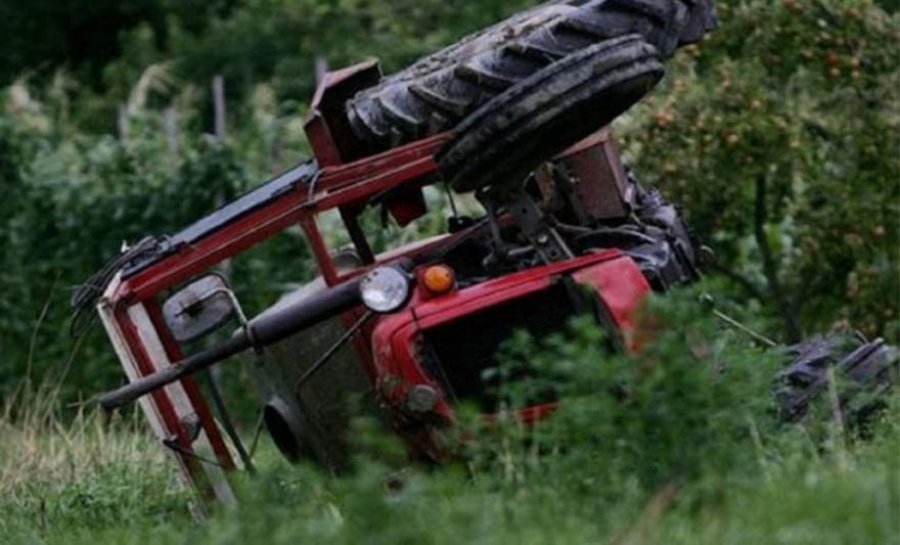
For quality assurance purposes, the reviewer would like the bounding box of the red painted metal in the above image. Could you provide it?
[144,300,236,470]
[313,134,447,197]
[121,188,307,301]
[555,129,634,222]
[300,214,339,286]
[572,257,652,352]
[101,84,459,487]
[413,251,620,326]
[116,133,450,303]
[305,60,382,165]
[113,304,216,500]
[365,250,650,458]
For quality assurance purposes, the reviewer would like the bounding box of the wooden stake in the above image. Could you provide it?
[212,75,226,141]
[164,102,179,159]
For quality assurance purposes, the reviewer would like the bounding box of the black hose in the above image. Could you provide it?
[69,237,160,339]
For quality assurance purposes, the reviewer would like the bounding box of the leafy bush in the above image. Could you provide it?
[471,287,778,493]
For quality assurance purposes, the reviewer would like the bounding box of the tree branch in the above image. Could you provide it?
[755,174,803,342]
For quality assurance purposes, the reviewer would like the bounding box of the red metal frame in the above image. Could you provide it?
[99,64,653,501]
[98,285,238,506]
[113,305,213,494]
[101,68,456,501]
[115,133,449,303]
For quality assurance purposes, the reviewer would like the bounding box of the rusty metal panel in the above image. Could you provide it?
[557,130,634,222]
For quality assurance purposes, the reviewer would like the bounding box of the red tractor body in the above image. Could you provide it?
[369,250,650,455]
[93,64,667,504]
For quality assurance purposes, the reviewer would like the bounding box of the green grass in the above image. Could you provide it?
[2,408,897,545]
[2,293,898,545]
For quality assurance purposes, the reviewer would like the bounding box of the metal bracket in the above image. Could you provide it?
[505,191,574,265]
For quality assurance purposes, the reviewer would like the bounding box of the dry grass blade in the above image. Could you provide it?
[0,393,167,495]
[611,481,680,545]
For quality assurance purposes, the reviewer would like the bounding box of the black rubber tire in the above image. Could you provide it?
[345,0,717,151]
[776,332,898,426]
[438,35,664,194]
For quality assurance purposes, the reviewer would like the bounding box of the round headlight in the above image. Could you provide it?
[359,266,411,313]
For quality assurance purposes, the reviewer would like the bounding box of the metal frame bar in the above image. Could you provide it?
[99,277,237,507]
[114,133,448,303]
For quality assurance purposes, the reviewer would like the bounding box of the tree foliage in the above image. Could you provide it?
[622,0,899,341]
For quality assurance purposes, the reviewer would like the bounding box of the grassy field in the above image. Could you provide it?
[2,297,898,545]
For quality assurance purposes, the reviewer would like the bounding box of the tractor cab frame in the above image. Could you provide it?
[94,60,694,507]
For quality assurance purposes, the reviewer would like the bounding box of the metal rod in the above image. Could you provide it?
[204,371,256,474]
[99,279,363,410]
[99,335,251,410]
[713,309,778,348]
[296,311,373,389]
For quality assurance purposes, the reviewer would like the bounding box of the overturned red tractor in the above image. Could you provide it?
[77,0,896,506]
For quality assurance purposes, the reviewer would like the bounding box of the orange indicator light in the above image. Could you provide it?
[423,265,456,295]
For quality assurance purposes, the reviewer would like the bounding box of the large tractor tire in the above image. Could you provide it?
[345,0,717,152]
[777,332,898,426]
[438,35,663,194]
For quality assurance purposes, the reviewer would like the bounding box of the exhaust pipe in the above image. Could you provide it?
[98,278,363,410]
